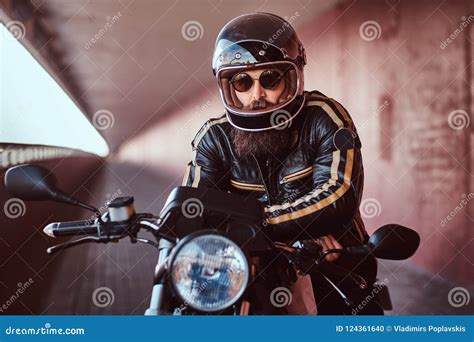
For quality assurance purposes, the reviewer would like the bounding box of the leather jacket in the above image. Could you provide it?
[182,90,369,248]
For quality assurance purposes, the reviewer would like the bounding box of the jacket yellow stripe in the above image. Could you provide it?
[231,179,265,188]
[192,116,228,164]
[266,149,354,224]
[230,179,266,191]
[282,166,313,181]
[191,165,201,188]
[193,117,228,154]
[306,101,344,128]
[266,150,341,212]
[265,94,351,214]
[306,93,354,129]
[282,170,313,183]
[181,165,191,186]
[331,99,354,129]
[231,184,266,192]
[330,150,340,183]
[188,116,227,188]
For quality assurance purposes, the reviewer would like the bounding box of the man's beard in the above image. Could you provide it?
[230,126,291,159]
[231,99,292,158]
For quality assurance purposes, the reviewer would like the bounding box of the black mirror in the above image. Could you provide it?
[5,164,60,201]
[4,164,97,212]
[367,224,420,260]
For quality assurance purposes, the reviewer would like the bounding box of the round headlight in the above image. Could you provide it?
[170,234,249,312]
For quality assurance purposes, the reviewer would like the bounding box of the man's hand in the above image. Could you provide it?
[317,235,343,262]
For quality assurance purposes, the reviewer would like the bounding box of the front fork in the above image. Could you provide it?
[145,239,174,315]
[235,260,257,315]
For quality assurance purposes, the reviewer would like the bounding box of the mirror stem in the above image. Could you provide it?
[51,191,102,219]
[76,202,100,213]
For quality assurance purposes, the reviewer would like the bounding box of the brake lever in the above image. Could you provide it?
[130,236,160,250]
[273,242,316,274]
[278,242,344,274]
[46,235,114,255]
[315,248,344,264]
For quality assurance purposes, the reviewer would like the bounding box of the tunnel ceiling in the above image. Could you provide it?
[23,0,336,154]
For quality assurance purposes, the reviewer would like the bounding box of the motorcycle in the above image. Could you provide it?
[4,164,420,315]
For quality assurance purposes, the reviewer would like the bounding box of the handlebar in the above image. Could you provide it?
[41,211,163,252]
[43,219,99,237]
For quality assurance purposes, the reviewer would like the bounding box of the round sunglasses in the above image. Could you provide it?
[230,69,288,92]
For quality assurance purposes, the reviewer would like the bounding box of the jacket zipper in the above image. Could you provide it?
[279,166,313,184]
[230,179,266,192]
[251,153,272,205]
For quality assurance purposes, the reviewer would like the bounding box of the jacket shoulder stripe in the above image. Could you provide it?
[306,94,354,129]
[181,164,191,186]
[193,116,228,150]
[191,116,228,165]
[306,100,344,128]
[330,100,354,129]
[188,116,227,188]
[191,165,201,187]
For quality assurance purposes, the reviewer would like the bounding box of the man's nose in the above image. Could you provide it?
[251,80,265,101]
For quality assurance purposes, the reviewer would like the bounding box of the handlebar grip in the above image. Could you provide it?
[343,245,370,256]
[43,220,99,237]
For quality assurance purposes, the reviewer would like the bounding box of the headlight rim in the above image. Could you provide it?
[169,230,249,313]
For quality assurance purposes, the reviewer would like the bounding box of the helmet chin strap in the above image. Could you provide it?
[226,93,306,132]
